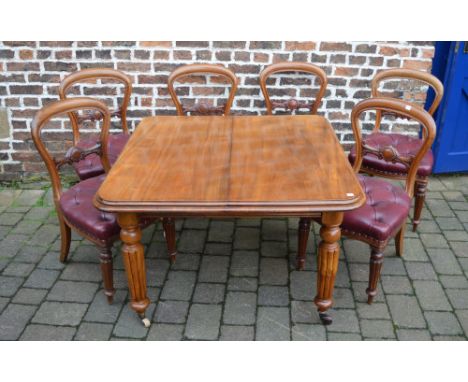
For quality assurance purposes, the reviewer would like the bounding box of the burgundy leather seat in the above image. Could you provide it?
[348,132,434,177]
[59,174,120,241]
[73,133,129,180]
[342,175,411,241]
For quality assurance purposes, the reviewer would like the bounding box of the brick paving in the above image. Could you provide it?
[0,174,467,341]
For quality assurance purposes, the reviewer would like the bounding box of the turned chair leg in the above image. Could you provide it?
[413,179,427,232]
[296,218,311,270]
[366,246,384,304]
[395,223,406,257]
[162,217,177,264]
[58,214,71,263]
[99,246,115,304]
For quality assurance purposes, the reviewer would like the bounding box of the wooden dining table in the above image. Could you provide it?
[94,115,365,326]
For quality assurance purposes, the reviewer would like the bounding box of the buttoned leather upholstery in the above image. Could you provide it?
[348,132,433,177]
[59,175,119,242]
[73,133,129,180]
[341,175,411,242]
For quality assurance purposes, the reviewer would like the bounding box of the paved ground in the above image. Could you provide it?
[1,174,467,340]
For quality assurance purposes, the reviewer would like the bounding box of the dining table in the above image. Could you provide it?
[93,114,366,327]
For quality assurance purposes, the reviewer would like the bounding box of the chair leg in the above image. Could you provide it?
[395,223,407,257]
[366,246,384,304]
[58,214,71,263]
[413,179,427,232]
[296,218,311,270]
[162,217,177,264]
[99,246,115,304]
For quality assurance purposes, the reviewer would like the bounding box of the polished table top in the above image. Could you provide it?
[94,115,365,215]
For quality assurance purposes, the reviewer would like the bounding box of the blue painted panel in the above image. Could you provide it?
[433,41,468,173]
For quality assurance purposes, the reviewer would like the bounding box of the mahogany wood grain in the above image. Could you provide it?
[94,114,365,325]
[95,116,364,215]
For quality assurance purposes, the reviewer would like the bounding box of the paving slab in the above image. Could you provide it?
[256,307,290,341]
[185,304,222,340]
[0,304,37,340]
[20,324,76,341]
[220,325,255,341]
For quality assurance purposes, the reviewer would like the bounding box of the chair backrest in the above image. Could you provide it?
[31,98,111,206]
[351,97,436,198]
[167,64,239,116]
[59,68,132,143]
[259,62,328,115]
[371,68,444,131]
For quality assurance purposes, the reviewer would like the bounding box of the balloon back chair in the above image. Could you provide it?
[301,97,436,308]
[168,63,239,116]
[349,69,443,231]
[31,98,157,304]
[259,62,328,115]
[59,68,132,180]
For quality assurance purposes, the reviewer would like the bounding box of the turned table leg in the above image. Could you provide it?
[117,212,151,327]
[314,211,343,325]
[296,218,311,270]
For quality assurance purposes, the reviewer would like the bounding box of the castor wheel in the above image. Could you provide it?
[138,314,151,328]
[319,312,333,326]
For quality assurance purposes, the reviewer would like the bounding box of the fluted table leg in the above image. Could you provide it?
[314,211,343,325]
[117,212,151,327]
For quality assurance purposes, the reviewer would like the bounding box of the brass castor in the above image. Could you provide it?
[138,313,151,328]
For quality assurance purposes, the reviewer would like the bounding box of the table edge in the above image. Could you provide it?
[93,194,366,216]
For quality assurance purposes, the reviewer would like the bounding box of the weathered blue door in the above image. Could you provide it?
[432,41,468,173]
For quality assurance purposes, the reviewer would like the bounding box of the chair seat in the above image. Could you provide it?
[348,132,433,177]
[59,175,120,242]
[341,175,411,242]
[73,133,129,180]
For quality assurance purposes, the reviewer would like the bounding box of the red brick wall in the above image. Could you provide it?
[0,41,435,181]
